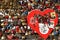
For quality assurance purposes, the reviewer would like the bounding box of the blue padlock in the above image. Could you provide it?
[6,24,12,29]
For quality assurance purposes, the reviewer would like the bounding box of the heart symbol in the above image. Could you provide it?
[27,8,58,39]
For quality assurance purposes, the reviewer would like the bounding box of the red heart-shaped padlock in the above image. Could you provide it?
[27,8,58,39]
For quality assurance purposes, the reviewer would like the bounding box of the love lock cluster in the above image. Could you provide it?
[0,11,36,40]
[27,9,58,39]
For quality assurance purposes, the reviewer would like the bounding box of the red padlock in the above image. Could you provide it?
[7,34,13,40]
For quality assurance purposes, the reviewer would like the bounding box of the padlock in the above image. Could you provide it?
[0,32,2,37]
[22,36,25,39]
[1,36,5,40]
[4,22,8,26]
[7,35,13,40]
[9,15,11,18]
[6,24,12,29]
[25,31,28,36]
[50,12,56,19]
[8,19,13,22]
[1,19,4,22]
[1,23,4,26]
[15,26,20,33]
[4,15,9,19]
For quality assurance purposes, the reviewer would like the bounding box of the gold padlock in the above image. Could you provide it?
[50,12,56,19]
[1,23,4,26]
